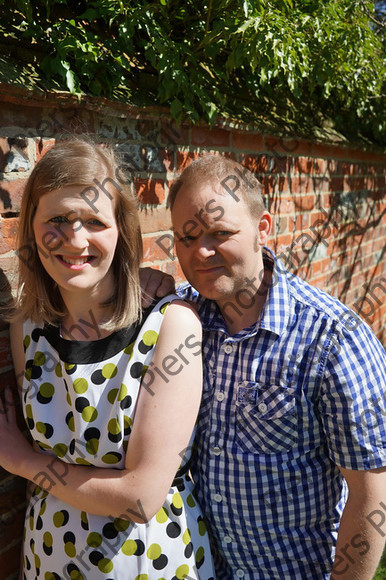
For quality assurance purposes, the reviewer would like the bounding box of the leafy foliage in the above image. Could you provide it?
[0,0,385,144]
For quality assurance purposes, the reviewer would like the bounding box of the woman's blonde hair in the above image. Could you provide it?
[14,138,143,331]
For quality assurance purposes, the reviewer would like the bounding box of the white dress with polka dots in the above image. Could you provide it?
[21,295,215,580]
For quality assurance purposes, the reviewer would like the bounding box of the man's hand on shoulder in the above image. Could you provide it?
[139,267,176,307]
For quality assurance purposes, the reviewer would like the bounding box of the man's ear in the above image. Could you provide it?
[257,212,272,246]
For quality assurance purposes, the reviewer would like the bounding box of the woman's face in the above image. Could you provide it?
[32,184,119,303]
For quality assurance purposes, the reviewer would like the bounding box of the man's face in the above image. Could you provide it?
[171,182,271,311]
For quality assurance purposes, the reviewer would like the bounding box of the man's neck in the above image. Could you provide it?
[218,267,272,336]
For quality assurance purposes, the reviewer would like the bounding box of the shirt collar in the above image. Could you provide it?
[196,247,292,338]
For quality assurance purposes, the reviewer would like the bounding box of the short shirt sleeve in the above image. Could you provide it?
[319,315,386,470]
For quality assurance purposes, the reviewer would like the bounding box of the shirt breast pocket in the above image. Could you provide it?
[235,383,298,454]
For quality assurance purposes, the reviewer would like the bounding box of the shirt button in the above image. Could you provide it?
[213,493,223,502]
[223,343,233,354]
[236,570,245,578]
[223,535,233,543]
[258,402,267,413]
[216,392,225,401]
[211,446,222,455]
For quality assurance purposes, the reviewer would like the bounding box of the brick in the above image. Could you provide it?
[0,138,10,172]
[0,178,26,213]
[142,233,175,263]
[159,122,190,146]
[191,126,230,147]
[135,178,165,205]
[176,151,200,170]
[233,132,264,151]
[36,138,56,162]
[294,156,314,174]
[0,217,19,254]
[289,176,312,194]
[293,194,316,211]
[240,154,269,174]
[138,206,172,235]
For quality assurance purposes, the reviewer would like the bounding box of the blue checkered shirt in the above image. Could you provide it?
[177,247,386,580]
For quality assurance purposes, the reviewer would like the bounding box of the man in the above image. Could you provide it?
[146,155,386,579]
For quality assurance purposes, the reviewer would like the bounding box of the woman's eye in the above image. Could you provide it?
[88,219,105,227]
[49,216,67,224]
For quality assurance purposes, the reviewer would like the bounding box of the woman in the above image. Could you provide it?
[0,139,215,579]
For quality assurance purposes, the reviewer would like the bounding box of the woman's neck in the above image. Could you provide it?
[59,293,113,341]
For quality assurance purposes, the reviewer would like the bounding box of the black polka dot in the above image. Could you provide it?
[65,364,77,375]
[184,542,193,558]
[120,395,132,410]
[91,369,106,385]
[31,328,44,342]
[153,554,168,570]
[89,550,104,566]
[138,340,153,355]
[64,531,76,544]
[166,522,181,538]
[134,539,145,556]
[30,365,43,380]
[84,427,100,441]
[75,397,90,413]
[102,523,119,539]
[36,516,43,530]
[130,362,143,379]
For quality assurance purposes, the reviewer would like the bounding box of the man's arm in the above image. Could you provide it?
[331,466,386,580]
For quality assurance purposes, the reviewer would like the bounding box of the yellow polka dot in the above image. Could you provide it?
[155,506,169,524]
[182,529,191,545]
[102,363,118,379]
[124,342,134,357]
[186,494,196,508]
[134,576,149,580]
[108,418,121,435]
[43,532,52,547]
[73,378,88,394]
[87,532,102,548]
[160,302,170,314]
[196,546,205,562]
[121,539,137,556]
[86,439,99,455]
[36,422,46,434]
[118,384,128,401]
[198,519,207,536]
[107,388,118,404]
[34,351,46,366]
[23,335,31,349]
[147,543,161,560]
[40,382,54,397]
[53,443,68,458]
[142,330,158,346]
[175,564,189,579]
[64,542,76,557]
[55,363,63,377]
[81,406,98,422]
[75,457,92,465]
[172,492,183,509]
[98,558,113,573]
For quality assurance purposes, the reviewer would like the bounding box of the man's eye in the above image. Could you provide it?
[177,235,194,244]
[215,231,231,236]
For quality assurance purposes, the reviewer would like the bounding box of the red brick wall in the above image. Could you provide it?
[0,94,385,578]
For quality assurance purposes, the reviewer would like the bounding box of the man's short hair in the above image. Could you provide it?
[168,154,265,218]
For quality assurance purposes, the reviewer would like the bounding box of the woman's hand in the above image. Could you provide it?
[0,387,32,476]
